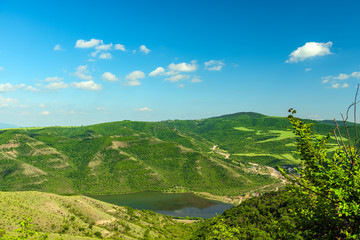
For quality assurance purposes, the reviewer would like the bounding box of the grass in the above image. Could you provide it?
[0,191,197,239]
[234,127,255,132]
[257,130,296,143]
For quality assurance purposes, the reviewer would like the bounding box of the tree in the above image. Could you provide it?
[280,106,360,239]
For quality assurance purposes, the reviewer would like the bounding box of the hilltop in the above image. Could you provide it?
[0,112,338,198]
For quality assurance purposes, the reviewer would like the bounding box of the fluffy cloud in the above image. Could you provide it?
[139,45,151,54]
[149,67,165,77]
[168,62,197,72]
[99,52,112,59]
[96,43,113,50]
[45,77,63,82]
[305,68,312,72]
[134,107,152,112]
[102,72,119,82]
[165,74,190,82]
[286,41,333,63]
[191,76,202,83]
[54,44,64,51]
[0,94,18,107]
[71,65,93,80]
[72,80,102,90]
[45,82,69,90]
[204,60,225,71]
[75,39,102,48]
[26,86,39,92]
[331,83,349,89]
[115,44,126,51]
[125,71,145,86]
[0,83,17,92]
[322,71,360,83]
[333,73,350,80]
[0,83,26,92]
[40,111,50,116]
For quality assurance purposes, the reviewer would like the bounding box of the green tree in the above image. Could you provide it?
[0,217,48,240]
[280,108,360,239]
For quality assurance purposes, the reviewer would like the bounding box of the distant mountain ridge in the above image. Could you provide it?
[0,112,341,197]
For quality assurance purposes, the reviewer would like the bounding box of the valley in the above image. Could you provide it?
[0,112,341,239]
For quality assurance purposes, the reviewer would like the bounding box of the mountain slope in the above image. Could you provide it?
[0,191,195,239]
[0,112,339,196]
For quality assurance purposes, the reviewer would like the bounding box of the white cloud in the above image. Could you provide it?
[0,67,4,71]
[102,72,119,82]
[165,74,190,82]
[332,83,340,88]
[149,67,165,77]
[26,86,39,92]
[45,82,69,90]
[54,44,64,51]
[305,68,312,71]
[322,71,360,84]
[39,104,46,108]
[139,45,151,54]
[333,73,350,80]
[75,39,102,48]
[40,111,50,116]
[0,83,25,92]
[115,44,126,51]
[351,72,360,78]
[191,76,202,83]
[164,70,178,76]
[168,62,197,72]
[204,60,225,71]
[0,94,18,107]
[96,43,113,50]
[45,77,63,82]
[99,52,112,59]
[134,107,152,112]
[125,71,145,86]
[286,41,333,63]
[91,50,100,58]
[71,65,93,80]
[72,80,102,90]
[331,83,349,89]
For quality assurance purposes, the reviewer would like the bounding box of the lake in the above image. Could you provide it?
[87,192,233,218]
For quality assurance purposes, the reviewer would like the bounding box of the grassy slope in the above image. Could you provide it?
[0,191,196,239]
[0,112,340,197]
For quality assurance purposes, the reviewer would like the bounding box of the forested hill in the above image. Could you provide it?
[0,112,338,196]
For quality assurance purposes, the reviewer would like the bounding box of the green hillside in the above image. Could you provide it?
[192,189,303,239]
[0,112,339,197]
[0,191,195,239]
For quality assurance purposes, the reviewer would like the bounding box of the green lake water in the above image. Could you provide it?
[87,192,232,218]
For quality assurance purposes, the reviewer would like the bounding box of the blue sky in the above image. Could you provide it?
[1,0,360,126]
